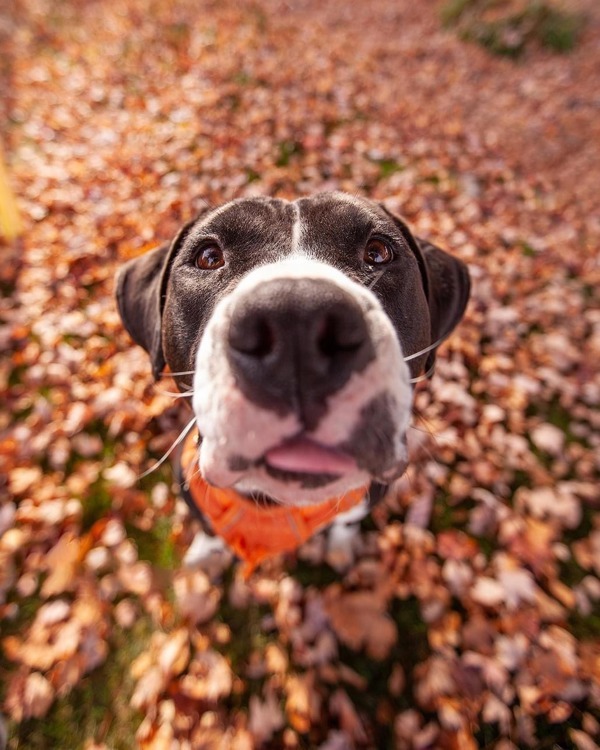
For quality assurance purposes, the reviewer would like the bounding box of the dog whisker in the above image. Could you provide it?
[157,369,196,378]
[403,333,450,363]
[183,444,203,486]
[366,269,385,291]
[139,416,197,480]
[410,409,440,448]
[407,423,435,437]
[154,387,195,399]
[184,465,204,493]
[249,490,279,516]
[407,431,439,467]
[408,362,436,384]
[407,424,442,477]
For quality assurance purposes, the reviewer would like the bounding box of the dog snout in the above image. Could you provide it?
[227,278,375,428]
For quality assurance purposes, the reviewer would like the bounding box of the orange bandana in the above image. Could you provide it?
[180,431,367,576]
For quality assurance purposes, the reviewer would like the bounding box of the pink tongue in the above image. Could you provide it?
[265,438,357,475]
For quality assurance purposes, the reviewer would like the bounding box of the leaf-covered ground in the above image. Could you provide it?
[1,0,599,748]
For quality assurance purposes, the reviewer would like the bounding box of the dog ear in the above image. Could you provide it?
[381,208,470,373]
[414,237,470,370]
[115,218,197,379]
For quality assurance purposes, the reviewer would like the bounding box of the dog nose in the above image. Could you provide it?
[227,278,375,429]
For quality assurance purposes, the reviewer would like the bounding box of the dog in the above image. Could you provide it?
[116,192,470,570]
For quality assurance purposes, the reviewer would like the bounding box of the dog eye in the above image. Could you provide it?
[363,238,393,266]
[196,244,225,270]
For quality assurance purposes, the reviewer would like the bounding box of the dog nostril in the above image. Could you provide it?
[249,318,275,357]
[316,313,364,359]
[229,316,275,358]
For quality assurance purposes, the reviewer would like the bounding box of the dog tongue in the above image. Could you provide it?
[265,438,357,475]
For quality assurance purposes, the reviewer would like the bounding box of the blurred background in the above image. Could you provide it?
[0,1,599,749]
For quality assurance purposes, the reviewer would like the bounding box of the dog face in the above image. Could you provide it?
[117,192,469,506]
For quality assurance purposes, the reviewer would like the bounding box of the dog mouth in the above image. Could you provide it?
[263,436,358,477]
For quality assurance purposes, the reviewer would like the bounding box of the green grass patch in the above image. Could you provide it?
[389,597,430,680]
[368,156,405,180]
[125,516,179,571]
[441,0,584,57]
[559,554,588,589]
[520,241,537,257]
[292,559,340,589]
[275,140,303,167]
[337,596,430,748]
[245,167,261,183]
[81,477,114,531]
[526,396,593,451]
[0,596,43,706]
[7,364,26,389]
[6,619,151,750]
[431,489,474,534]
[231,71,254,86]
[164,21,190,47]
[568,597,600,641]
[217,569,273,679]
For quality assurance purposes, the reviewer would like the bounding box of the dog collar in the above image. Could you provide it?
[180,431,368,576]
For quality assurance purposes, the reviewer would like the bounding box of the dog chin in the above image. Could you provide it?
[232,469,372,508]
[376,459,409,484]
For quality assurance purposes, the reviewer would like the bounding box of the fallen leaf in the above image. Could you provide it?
[323,586,397,660]
[285,672,317,734]
[248,689,285,744]
[179,650,232,701]
[41,533,81,598]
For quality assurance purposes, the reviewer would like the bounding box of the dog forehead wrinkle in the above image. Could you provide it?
[186,197,293,253]
[300,190,373,214]
[298,193,413,260]
[299,191,377,231]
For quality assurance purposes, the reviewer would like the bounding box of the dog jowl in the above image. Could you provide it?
[116,192,470,511]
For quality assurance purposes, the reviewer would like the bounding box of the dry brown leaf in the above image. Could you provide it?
[41,533,81,598]
[248,690,284,745]
[117,561,153,597]
[470,576,505,608]
[4,671,55,722]
[437,530,479,561]
[130,666,165,711]
[414,657,457,711]
[179,650,232,701]
[438,726,479,750]
[157,628,190,678]
[173,569,221,625]
[530,423,565,456]
[323,586,397,660]
[285,672,316,734]
[570,730,600,750]
[329,689,368,744]
[8,466,43,495]
[265,643,288,675]
[388,663,406,697]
